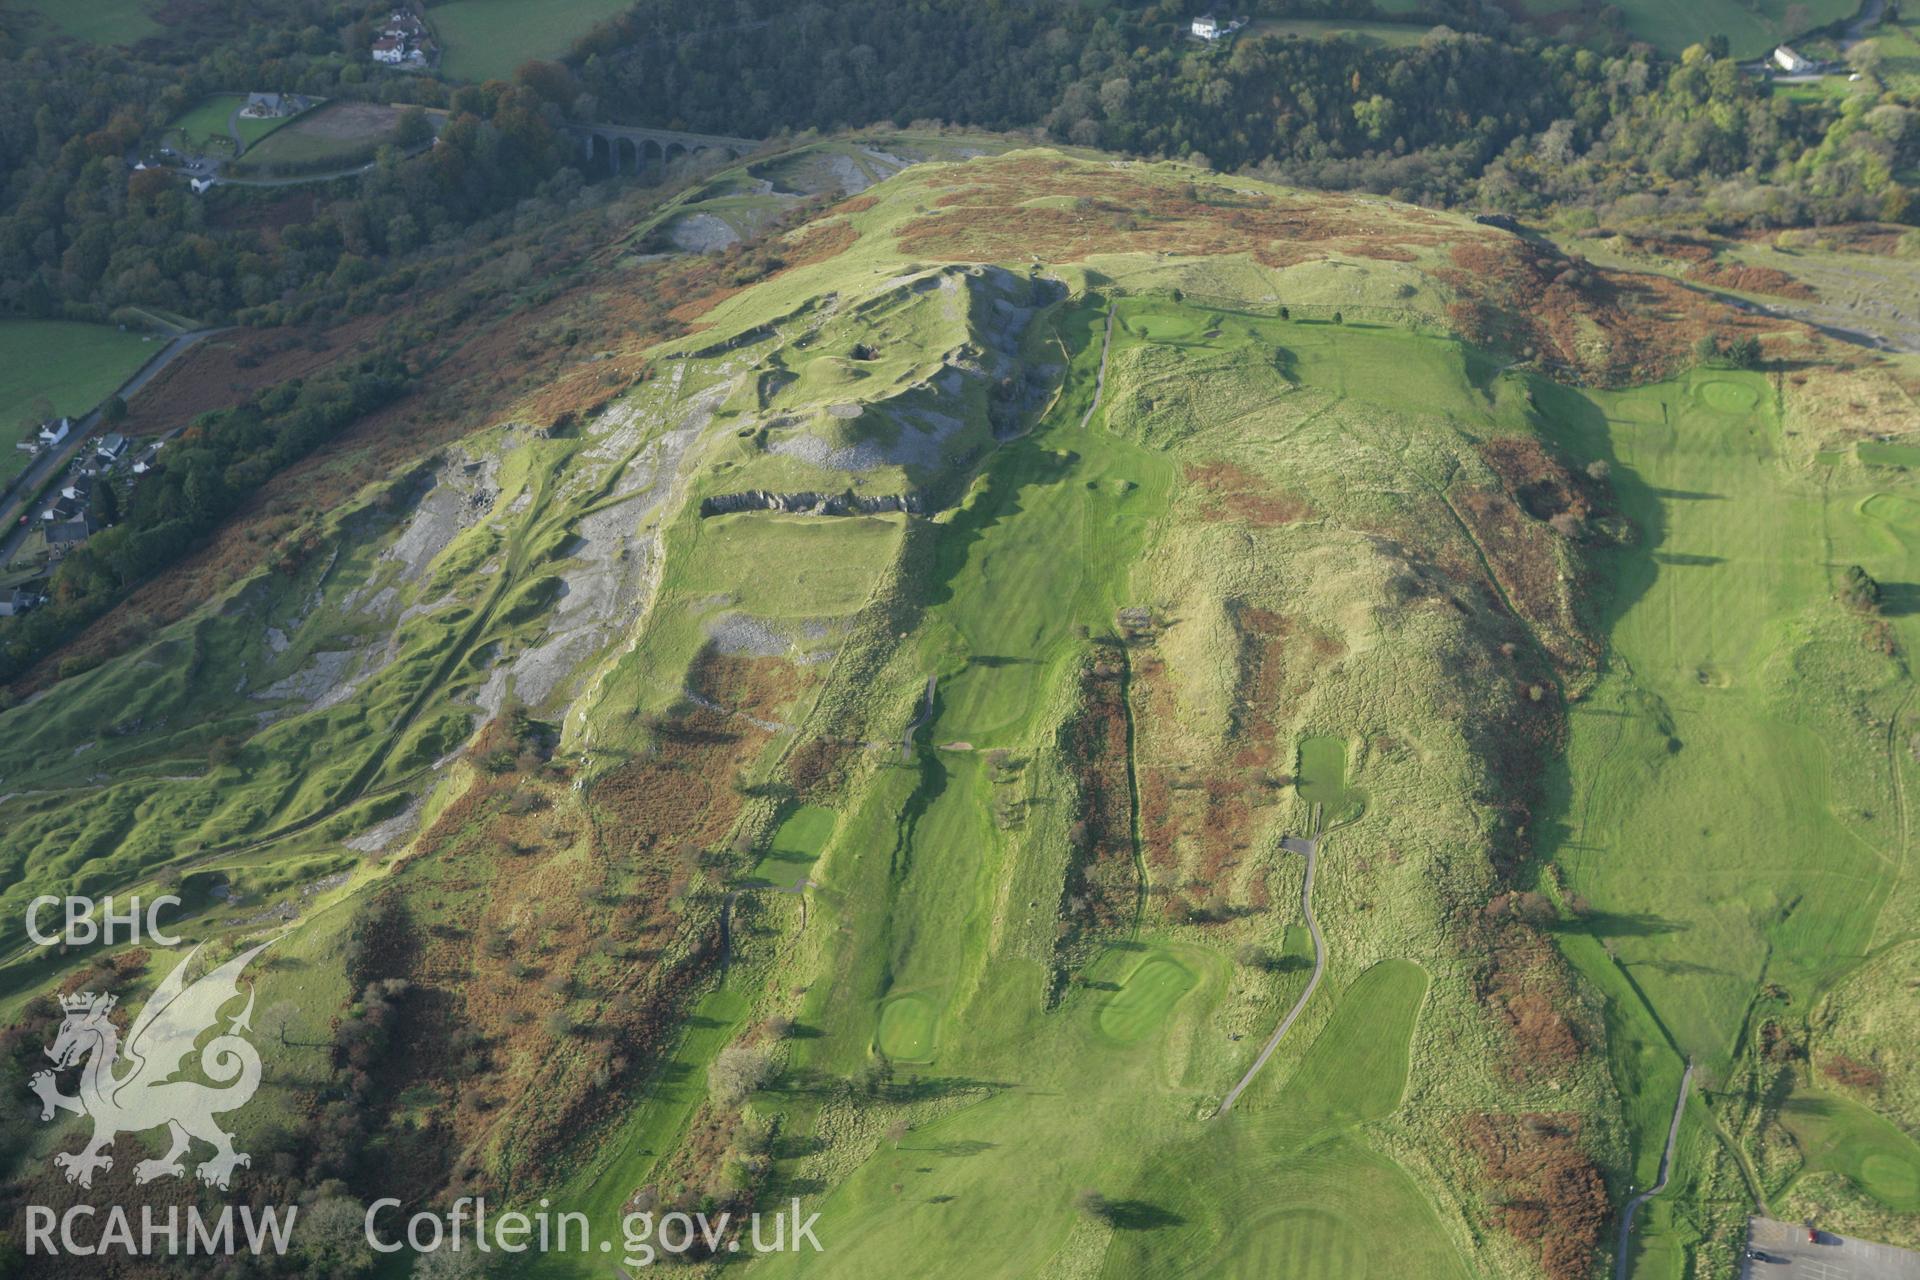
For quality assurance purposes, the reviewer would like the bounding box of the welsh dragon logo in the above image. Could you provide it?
[30,940,271,1191]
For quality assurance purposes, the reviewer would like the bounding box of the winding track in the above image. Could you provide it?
[1614,1060,1694,1280]
[1217,821,1326,1115]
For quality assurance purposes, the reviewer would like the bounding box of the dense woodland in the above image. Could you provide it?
[0,0,576,327]
[0,0,1913,335]
[571,0,1915,219]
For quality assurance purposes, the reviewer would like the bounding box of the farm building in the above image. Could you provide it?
[1773,45,1813,73]
[96,433,129,462]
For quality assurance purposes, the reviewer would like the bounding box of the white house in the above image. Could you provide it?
[372,36,405,64]
[1773,45,1813,73]
[132,443,162,475]
[1192,14,1220,39]
[38,417,70,445]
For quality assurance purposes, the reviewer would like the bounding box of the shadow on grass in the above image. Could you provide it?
[1101,1200,1186,1230]
[1550,911,1690,938]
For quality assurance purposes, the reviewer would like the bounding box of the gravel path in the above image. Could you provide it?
[1217,820,1326,1115]
[1615,1060,1694,1280]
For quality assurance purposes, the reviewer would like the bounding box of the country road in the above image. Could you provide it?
[0,327,220,566]
[1614,1060,1694,1280]
[1217,820,1326,1115]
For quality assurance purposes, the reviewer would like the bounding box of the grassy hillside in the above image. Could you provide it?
[1,144,1914,1280]
[9,0,158,45]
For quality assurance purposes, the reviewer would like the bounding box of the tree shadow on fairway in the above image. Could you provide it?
[1630,955,1731,977]
[1525,378,1669,633]
[1877,582,1920,616]
[1100,1200,1186,1230]
[1550,910,1689,938]
[907,1138,998,1157]
[775,1068,1010,1102]
[1646,487,1727,501]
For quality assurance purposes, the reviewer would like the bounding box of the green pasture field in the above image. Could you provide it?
[1871,9,1920,96]
[165,95,251,157]
[1248,18,1434,48]
[0,320,155,487]
[11,0,158,45]
[1508,0,1854,55]
[431,0,633,82]
[231,101,408,174]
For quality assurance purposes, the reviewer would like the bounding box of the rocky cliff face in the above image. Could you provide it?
[698,489,923,516]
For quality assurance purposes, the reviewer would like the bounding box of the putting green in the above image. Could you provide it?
[1696,379,1759,414]
[1097,954,1197,1044]
[1862,1153,1920,1204]
[1778,1088,1920,1211]
[1220,1206,1367,1279]
[1296,735,1365,824]
[1110,1133,1467,1280]
[1125,311,1204,342]
[877,992,939,1062]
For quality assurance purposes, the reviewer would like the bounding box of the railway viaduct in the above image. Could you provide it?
[564,122,761,176]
